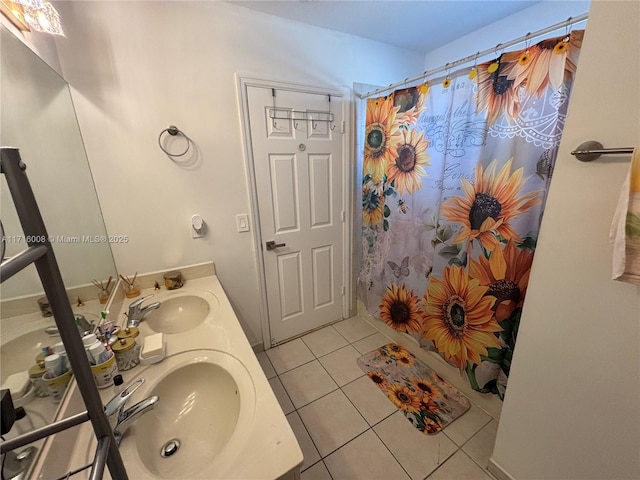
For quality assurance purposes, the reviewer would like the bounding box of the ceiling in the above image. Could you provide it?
[227,1,543,54]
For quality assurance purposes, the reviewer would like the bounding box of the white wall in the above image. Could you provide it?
[52,1,423,345]
[424,1,591,76]
[491,1,640,479]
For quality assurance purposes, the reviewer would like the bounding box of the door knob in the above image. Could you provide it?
[266,240,286,250]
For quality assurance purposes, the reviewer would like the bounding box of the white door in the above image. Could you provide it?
[246,85,346,345]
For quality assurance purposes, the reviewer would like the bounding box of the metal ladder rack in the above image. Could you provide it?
[0,147,128,480]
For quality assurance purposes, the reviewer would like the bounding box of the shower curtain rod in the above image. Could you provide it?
[361,12,589,99]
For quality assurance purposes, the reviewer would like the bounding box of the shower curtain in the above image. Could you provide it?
[360,31,583,398]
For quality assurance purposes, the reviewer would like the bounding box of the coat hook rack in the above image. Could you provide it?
[268,108,334,124]
[158,125,192,158]
[570,141,634,162]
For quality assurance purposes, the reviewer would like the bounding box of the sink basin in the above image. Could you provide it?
[143,291,219,334]
[128,350,256,479]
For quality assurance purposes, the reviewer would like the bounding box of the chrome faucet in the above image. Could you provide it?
[104,378,159,446]
[126,295,161,327]
[44,314,94,337]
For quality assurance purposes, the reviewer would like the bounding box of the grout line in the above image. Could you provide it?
[422,446,462,480]
[257,350,278,379]
[287,410,322,474]
[271,325,497,480]
[328,321,353,345]
[321,459,335,480]
[300,458,322,475]
[274,375,298,415]
[314,427,373,462]
[295,342,406,475]
[457,420,498,475]
[368,420,414,480]
[283,374,340,411]
[299,325,350,360]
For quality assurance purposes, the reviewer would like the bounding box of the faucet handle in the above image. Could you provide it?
[104,378,145,418]
[129,294,155,309]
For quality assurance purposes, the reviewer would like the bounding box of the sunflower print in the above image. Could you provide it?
[505,31,584,97]
[468,240,534,322]
[364,97,401,183]
[411,377,444,400]
[386,128,431,195]
[423,416,442,434]
[388,343,411,357]
[367,371,388,388]
[518,51,531,66]
[362,181,385,227]
[385,383,422,414]
[393,83,429,125]
[441,158,542,251]
[395,351,415,367]
[420,395,440,414]
[475,56,519,126]
[379,283,423,334]
[422,264,501,369]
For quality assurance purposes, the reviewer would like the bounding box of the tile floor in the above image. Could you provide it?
[257,317,499,480]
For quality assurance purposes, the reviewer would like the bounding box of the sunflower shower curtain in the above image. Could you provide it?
[360,31,583,398]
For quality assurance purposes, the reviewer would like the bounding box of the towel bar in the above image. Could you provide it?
[571,141,634,162]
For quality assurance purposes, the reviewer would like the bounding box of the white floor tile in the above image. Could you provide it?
[324,430,410,480]
[427,451,493,480]
[442,403,492,447]
[256,350,276,379]
[279,360,338,408]
[302,326,349,357]
[268,377,294,415]
[298,389,368,457]
[342,375,396,426]
[462,419,499,472]
[374,412,457,480]
[333,316,378,343]
[301,461,332,480]
[318,345,363,387]
[352,332,392,355]
[266,338,315,374]
[286,411,321,472]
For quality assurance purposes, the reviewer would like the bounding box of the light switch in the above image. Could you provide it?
[235,213,250,233]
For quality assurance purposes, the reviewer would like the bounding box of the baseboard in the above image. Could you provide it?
[488,457,516,480]
[252,342,265,353]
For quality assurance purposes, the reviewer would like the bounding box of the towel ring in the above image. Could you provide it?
[158,125,191,157]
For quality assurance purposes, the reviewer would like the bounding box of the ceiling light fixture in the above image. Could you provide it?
[0,0,64,36]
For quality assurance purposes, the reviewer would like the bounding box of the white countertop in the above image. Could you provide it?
[33,272,302,479]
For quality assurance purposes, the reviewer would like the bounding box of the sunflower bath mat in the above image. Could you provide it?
[357,343,470,434]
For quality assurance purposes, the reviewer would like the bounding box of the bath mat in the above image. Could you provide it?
[357,343,470,435]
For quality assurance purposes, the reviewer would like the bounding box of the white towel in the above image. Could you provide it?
[610,148,640,284]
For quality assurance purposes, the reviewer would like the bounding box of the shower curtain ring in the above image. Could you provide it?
[565,17,572,39]
[468,52,480,80]
[443,63,452,89]
[524,32,531,52]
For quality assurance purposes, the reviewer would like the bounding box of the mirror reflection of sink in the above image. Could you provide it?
[1,329,51,384]
[143,292,219,334]
[127,350,256,479]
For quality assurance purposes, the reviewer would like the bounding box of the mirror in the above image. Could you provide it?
[0,26,118,438]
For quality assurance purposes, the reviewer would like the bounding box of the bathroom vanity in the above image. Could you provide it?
[31,262,303,479]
